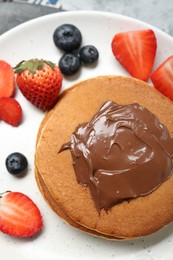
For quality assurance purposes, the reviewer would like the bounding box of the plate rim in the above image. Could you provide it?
[0,10,173,42]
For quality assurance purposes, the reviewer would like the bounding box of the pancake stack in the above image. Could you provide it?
[35,75,173,239]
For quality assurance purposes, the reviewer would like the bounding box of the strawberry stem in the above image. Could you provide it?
[13,59,55,74]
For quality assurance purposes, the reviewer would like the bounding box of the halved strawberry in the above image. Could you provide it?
[0,97,22,126]
[151,56,173,101]
[0,192,43,237]
[0,60,15,98]
[111,29,157,81]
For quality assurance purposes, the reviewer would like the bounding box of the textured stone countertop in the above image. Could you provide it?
[0,0,173,36]
[62,0,173,36]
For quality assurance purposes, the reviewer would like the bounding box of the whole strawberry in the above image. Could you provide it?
[14,59,63,110]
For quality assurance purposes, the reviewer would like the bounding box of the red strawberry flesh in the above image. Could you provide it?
[0,97,22,126]
[0,192,43,237]
[0,60,15,98]
[151,56,173,101]
[111,29,157,81]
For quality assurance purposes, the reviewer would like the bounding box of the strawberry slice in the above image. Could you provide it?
[0,97,22,126]
[0,60,15,98]
[151,56,173,101]
[111,29,157,81]
[0,192,43,237]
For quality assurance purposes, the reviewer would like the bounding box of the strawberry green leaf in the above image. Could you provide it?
[14,59,55,74]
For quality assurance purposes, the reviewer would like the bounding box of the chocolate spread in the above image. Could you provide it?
[60,101,173,211]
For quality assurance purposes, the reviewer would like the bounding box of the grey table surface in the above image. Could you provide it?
[0,2,62,35]
[62,0,173,36]
[0,0,173,36]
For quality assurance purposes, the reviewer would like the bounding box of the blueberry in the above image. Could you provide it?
[5,152,28,176]
[79,45,99,64]
[59,53,81,76]
[53,24,82,52]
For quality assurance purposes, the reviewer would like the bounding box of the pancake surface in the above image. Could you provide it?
[35,75,173,239]
[35,167,123,239]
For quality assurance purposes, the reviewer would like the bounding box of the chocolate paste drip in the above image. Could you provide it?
[60,101,173,211]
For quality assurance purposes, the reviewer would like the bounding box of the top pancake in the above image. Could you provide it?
[35,75,173,239]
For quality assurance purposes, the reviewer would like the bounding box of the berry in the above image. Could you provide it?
[59,53,81,76]
[111,29,157,81]
[0,60,15,98]
[14,59,62,110]
[5,152,28,176]
[79,45,99,64]
[0,191,43,237]
[151,56,173,101]
[0,97,22,126]
[53,24,82,52]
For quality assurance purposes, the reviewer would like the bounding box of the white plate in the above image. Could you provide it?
[0,11,173,260]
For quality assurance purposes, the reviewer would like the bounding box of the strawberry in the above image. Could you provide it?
[0,191,43,237]
[111,29,157,81]
[151,56,173,101]
[0,60,15,98]
[14,59,63,110]
[0,97,22,126]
